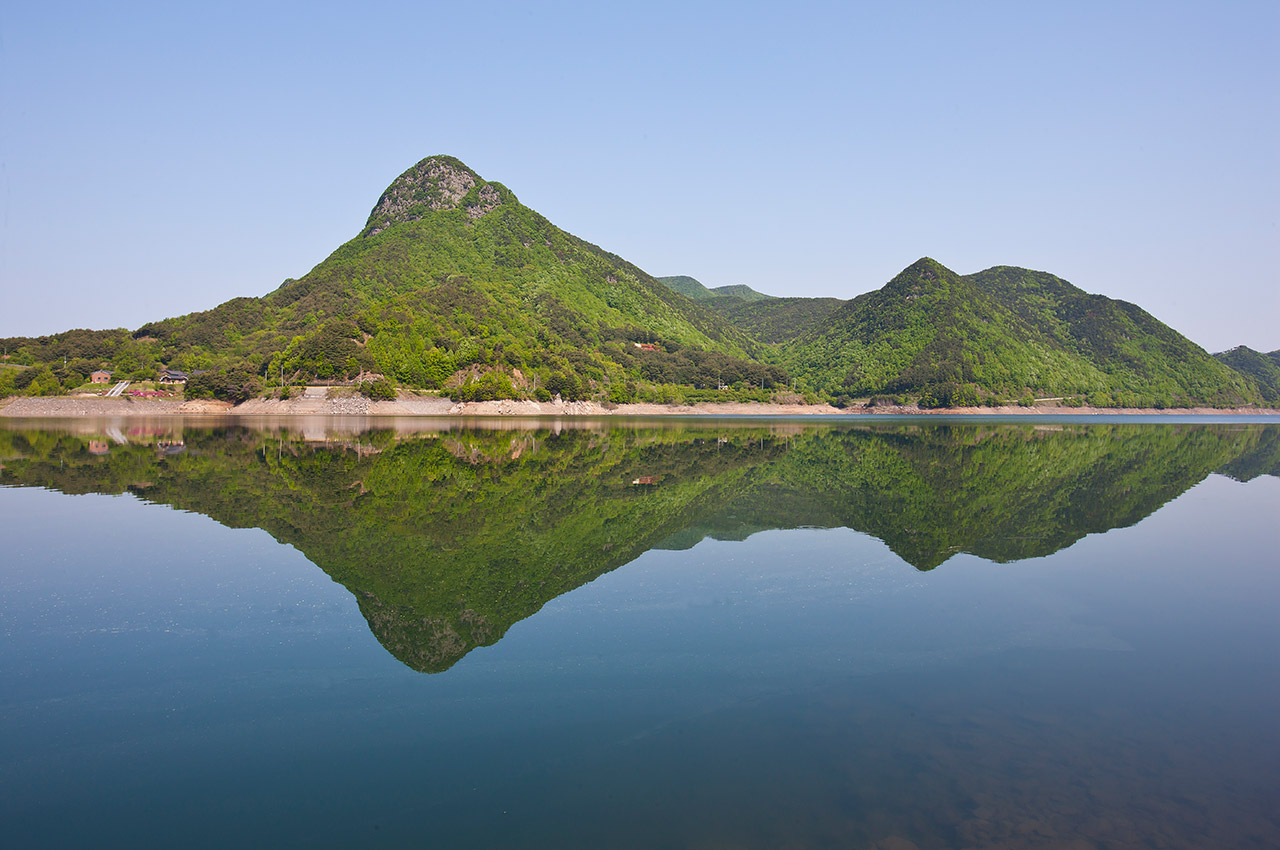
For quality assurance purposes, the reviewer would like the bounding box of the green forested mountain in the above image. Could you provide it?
[655,277,774,303]
[0,157,1273,407]
[1214,346,1280,404]
[3,422,1276,670]
[143,156,785,400]
[1,157,782,402]
[706,296,846,343]
[656,275,715,300]
[710,284,772,302]
[781,258,1263,407]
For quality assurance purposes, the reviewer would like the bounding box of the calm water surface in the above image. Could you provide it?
[1,417,1277,849]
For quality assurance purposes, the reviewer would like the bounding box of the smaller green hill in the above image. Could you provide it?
[710,284,773,302]
[707,297,845,344]
[781,258,1262,408]
[656,277,774,303]
[656,275,715,300]
[1215,346,1280,404]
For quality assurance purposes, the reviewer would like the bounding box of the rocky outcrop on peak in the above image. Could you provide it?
[365,156,504,235]
[465,183,502,219]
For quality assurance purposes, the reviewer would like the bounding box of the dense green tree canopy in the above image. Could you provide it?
[1,158,1273,407]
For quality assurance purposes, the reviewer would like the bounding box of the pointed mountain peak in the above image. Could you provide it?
[900,257,954,278]
[882,257,959,294]
[364,155,510,236]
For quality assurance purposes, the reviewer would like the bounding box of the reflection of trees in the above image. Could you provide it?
[2,422,1275,671]
[686,424,1279,569]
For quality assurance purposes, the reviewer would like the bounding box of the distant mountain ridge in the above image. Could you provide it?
[0,154,1273,408]
[656,276,774,303]
[1214,346,1280,404]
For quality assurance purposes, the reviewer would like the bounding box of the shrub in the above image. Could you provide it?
[545,371,585,401]
[185,368,261,403]
[15,366,63,396]
[359,379,397,401]
[607,380,634,404]
[451,371,514,402]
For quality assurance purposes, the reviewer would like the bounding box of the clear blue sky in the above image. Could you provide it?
[2,0,1276,351]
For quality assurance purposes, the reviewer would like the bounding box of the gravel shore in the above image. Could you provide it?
[3,393,1276,418]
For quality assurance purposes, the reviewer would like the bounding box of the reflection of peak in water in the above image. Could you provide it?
[662,424,1277,569]
[356,591,497,674]
[1,422,1276,671]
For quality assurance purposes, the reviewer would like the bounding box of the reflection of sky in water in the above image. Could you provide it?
[1,473,1278,849]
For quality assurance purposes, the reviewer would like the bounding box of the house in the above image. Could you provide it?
[632,476,657,485]
[158,369,188,384]
[632,343,658,352]
[90,370,113,384]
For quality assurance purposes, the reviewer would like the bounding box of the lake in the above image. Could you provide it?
[1,416,1277,849]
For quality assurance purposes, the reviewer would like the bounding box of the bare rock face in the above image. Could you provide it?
[364,155,504,235]
[465,183,502,219]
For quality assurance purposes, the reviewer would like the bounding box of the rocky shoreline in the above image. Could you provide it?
[2,393,1277,419]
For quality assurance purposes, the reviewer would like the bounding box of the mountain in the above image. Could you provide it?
[0,156,1271,408]
[656,275,715,300]
[1215,346,1280,404]
[656,276,774,303]
[148,156,786,399]
[1,157,783,403]
[781,258,1263,407]
[710,284,773,302]
[706,296,845,343]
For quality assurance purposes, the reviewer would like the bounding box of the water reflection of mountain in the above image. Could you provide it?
[2,421,1276,672]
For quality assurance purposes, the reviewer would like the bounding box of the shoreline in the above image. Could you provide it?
[2,394,1277,419]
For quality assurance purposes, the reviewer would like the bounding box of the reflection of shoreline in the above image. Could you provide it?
[6,412,1280,446]
[4,412,1280,449]
[3,421,1276,671]
[3,394,1278,421]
